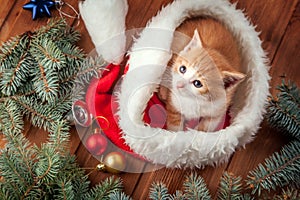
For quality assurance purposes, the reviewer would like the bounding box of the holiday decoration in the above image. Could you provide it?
[0,18,106,135]
[86,128,108,156]
[0,120,130,199]
[72,100,92,127]
[79,0,270,168]
[149,172,300,199]
[247,80,300,196]
[147,81,299,199]
[79,0,128,64]
[266,80,300,139]
[23,0,56,20]
[96,152,127,174]
[103,152,126,174]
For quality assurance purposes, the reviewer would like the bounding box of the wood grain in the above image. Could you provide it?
[0,0,16,30]
[0,0,299,199]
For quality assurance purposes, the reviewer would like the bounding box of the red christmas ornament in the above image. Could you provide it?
[86,128,108,155]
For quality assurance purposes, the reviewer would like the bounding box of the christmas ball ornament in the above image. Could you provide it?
[72,100,92,127]
[23,0,56,20]
[85,128,108,156]
[96,152,126,174]
[104,152,126,173]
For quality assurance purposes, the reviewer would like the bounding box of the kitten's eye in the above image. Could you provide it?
[193,80,203,88]
[179,65,187,74]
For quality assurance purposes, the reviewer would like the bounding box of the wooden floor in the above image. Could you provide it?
[1,0,300,199]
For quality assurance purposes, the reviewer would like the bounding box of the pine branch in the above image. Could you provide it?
[170,190,185,200]
[0,83,35,103]
[277,80,300,105]
[32,60,60,103]
[0,51,32,96]
[47,120,70,153]
[266,81,300,139]
[35,18,69,41]
[56,41,84,68]
[0,18,130,200]
[0,34,28,70]
[109,191,133,200]
[273,188,300,200]
[217,172,243,200]
[247,141,300,196]
[0,19,105,135]
[12,96,61,131]
[0,130,37,198]
[53,179,75,200]
[85,176,124,200]
[0,34,30,96]
[57,155,90,200]
[149,182,170,200]
[183,173,211,200]
[63,56,107,84]
[0,99,24,134]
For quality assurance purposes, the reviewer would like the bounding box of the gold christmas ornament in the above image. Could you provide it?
[96,152,126,174]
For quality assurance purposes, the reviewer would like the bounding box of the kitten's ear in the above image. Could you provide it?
[182,29,203,52]
[222,71,246,89]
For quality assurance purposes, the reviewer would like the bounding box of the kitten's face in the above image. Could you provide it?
[171,50,224,101]
[170,29,244,105]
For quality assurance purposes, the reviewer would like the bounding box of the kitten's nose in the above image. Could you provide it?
[176,81,185,88]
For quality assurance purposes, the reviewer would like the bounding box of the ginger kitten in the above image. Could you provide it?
[160,18,245,132]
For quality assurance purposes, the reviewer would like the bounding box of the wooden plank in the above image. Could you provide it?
[74,0,175,196]
[226,0,300,188]
[1,0,298,198]
[0,0,79,42]
[126,0,155,29]
[269,1,300,93]
[231,0,298,60]
[133,164,229,199]
[0,0,46,42]
[132,0,299,198]
[0,0,16,30]
[129,0,230,198]
[226,122,289,179]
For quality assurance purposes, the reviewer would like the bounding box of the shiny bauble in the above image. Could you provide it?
[85,129,107,155]
[72,100,92,127]
[103,152,126,173]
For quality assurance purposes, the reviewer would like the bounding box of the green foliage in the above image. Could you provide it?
[266,80,300,140]
[0,18,107,134]
[246,141,300,196]
[149,182,170,200]
[0,121,126,199]
[183,173,211,200]
[84,176,124,200]
[216,172,244,200]
[149,173,211,200]
[109,191,133,200]
[272,188,300,200]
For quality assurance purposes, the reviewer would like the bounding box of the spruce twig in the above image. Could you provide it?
[0,120,127,199]
[183,173,211,200]
[149,182,170,200]
[109,191,133,200]
[246,141,300,196]
[273,188,300,200]
[266,80,300,139]
[0,18,106,134]
[85,176,124,200]
[216,172,243,200]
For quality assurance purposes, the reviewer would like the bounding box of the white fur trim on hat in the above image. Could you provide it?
[79,0,128,64]
[118,0,270,168]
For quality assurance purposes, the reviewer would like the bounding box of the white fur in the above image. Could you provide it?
[79,0,128,64]
[80,0,269,168]
[117,0,270,168]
